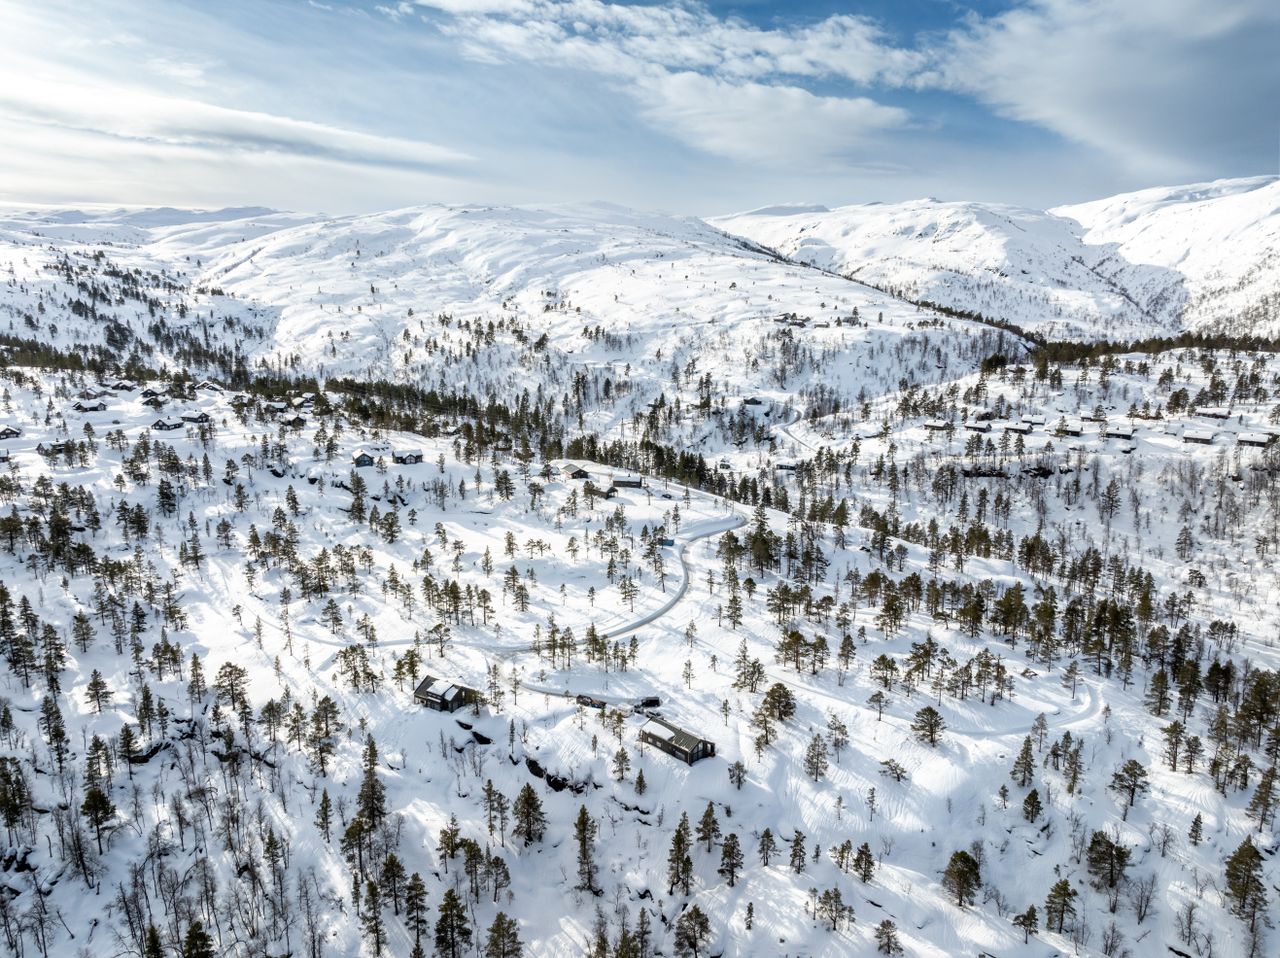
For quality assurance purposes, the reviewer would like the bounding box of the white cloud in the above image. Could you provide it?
[927,0,1280,176]
[638,72,907,166]
[414,0,917,168]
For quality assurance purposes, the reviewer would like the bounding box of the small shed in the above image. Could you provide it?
[393,449,424,465]
[602,486,619,499]
[152,418,183,431]
[352,451,375,468]
[1183,428,1215,445]
[640,717,716,765]
[413,675,476,713]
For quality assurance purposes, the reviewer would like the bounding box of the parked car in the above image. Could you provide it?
[635,696,661,709]
[575,694,606,710]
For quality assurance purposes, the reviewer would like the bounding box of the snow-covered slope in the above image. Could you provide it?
[1054,176,1280,336]
[716,176,1280,340]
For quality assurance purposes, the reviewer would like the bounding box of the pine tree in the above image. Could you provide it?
[673,904,711,958]
[1188,812,1204,846]
[434,888,472,958]
[911,705,946,746]
[362,881,385,955]
[574,805,598,893]
[667,813,693,895]
[803,733,830,781]
[1011,735,1035,787]
[404,872,429,948]
[144,924,164,958]
[484,912,522,958]
[1086,830,1131,888]
[789,831,807,873]
[357,734,387,828]
[381,853,406,914]
[875,919,903,955]
[1044,879,1077,933]
[696,801,720,852]
[758,828,777,866]
[1012,905,1038,942]
[512,784,546,845]
[941,850,981,906]
[81,785,115,854]
[1022,788,1042,823]
[85,669,112,713]
[1109,759,1149,820]
[1246,766,1277,832]
[1224,837,1268,931]
[635,768,647,795]
[853,842,876,882]
[718,833,743,886]
[315,788,333,842]
[182,921,216,958]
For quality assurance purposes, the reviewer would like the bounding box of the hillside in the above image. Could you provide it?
[715,176,1280,341]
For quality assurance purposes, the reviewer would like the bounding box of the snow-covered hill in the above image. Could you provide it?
[715,176,1280,340]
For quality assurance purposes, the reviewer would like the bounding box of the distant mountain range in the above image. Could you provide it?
[714,176,1280,341]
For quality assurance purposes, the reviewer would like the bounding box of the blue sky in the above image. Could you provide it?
[0,0,1275,214]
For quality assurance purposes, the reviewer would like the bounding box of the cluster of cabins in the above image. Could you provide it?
[413,673,716,765]
[554,460,646,499]
[924,410,1278,449]
[352,448,424,468]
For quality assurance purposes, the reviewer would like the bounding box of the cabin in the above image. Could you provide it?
[393,449,424,465]
[111,380,136,391]
[413,675,476,712]
[73,400,107,412]
[152,418,183,431]
[264,401,289,415]
[0,450,9,463]
[1183,429,1215,445]
[230,393,251,406]
[1238,432,1275,448]
[640,717,716,765]
[602,486,619,499]
[613,476,645,489]
[140,388,165,400]
[1022,415,1047,426]
[1198,406,1231,420]
[775,463,797,472]
[282,415,307,429]
[1055,420,1084,437]
[1002,421,1032,434]
[718,459,731,470]
[559,461,592,480]
[352,451,375,468]
[181,411,212,425]
[37,441,71,457]
[196,380,223,391]
[141,396,166,409]
[0,426,21,440]
[658,537,675,547]
[1104,425,1136,440]
[963,422,991,434]
[743,397,763,406]
[78,389,110,401]
[923,420,950,432]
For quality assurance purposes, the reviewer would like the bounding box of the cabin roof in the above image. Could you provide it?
[641,716,707,753]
